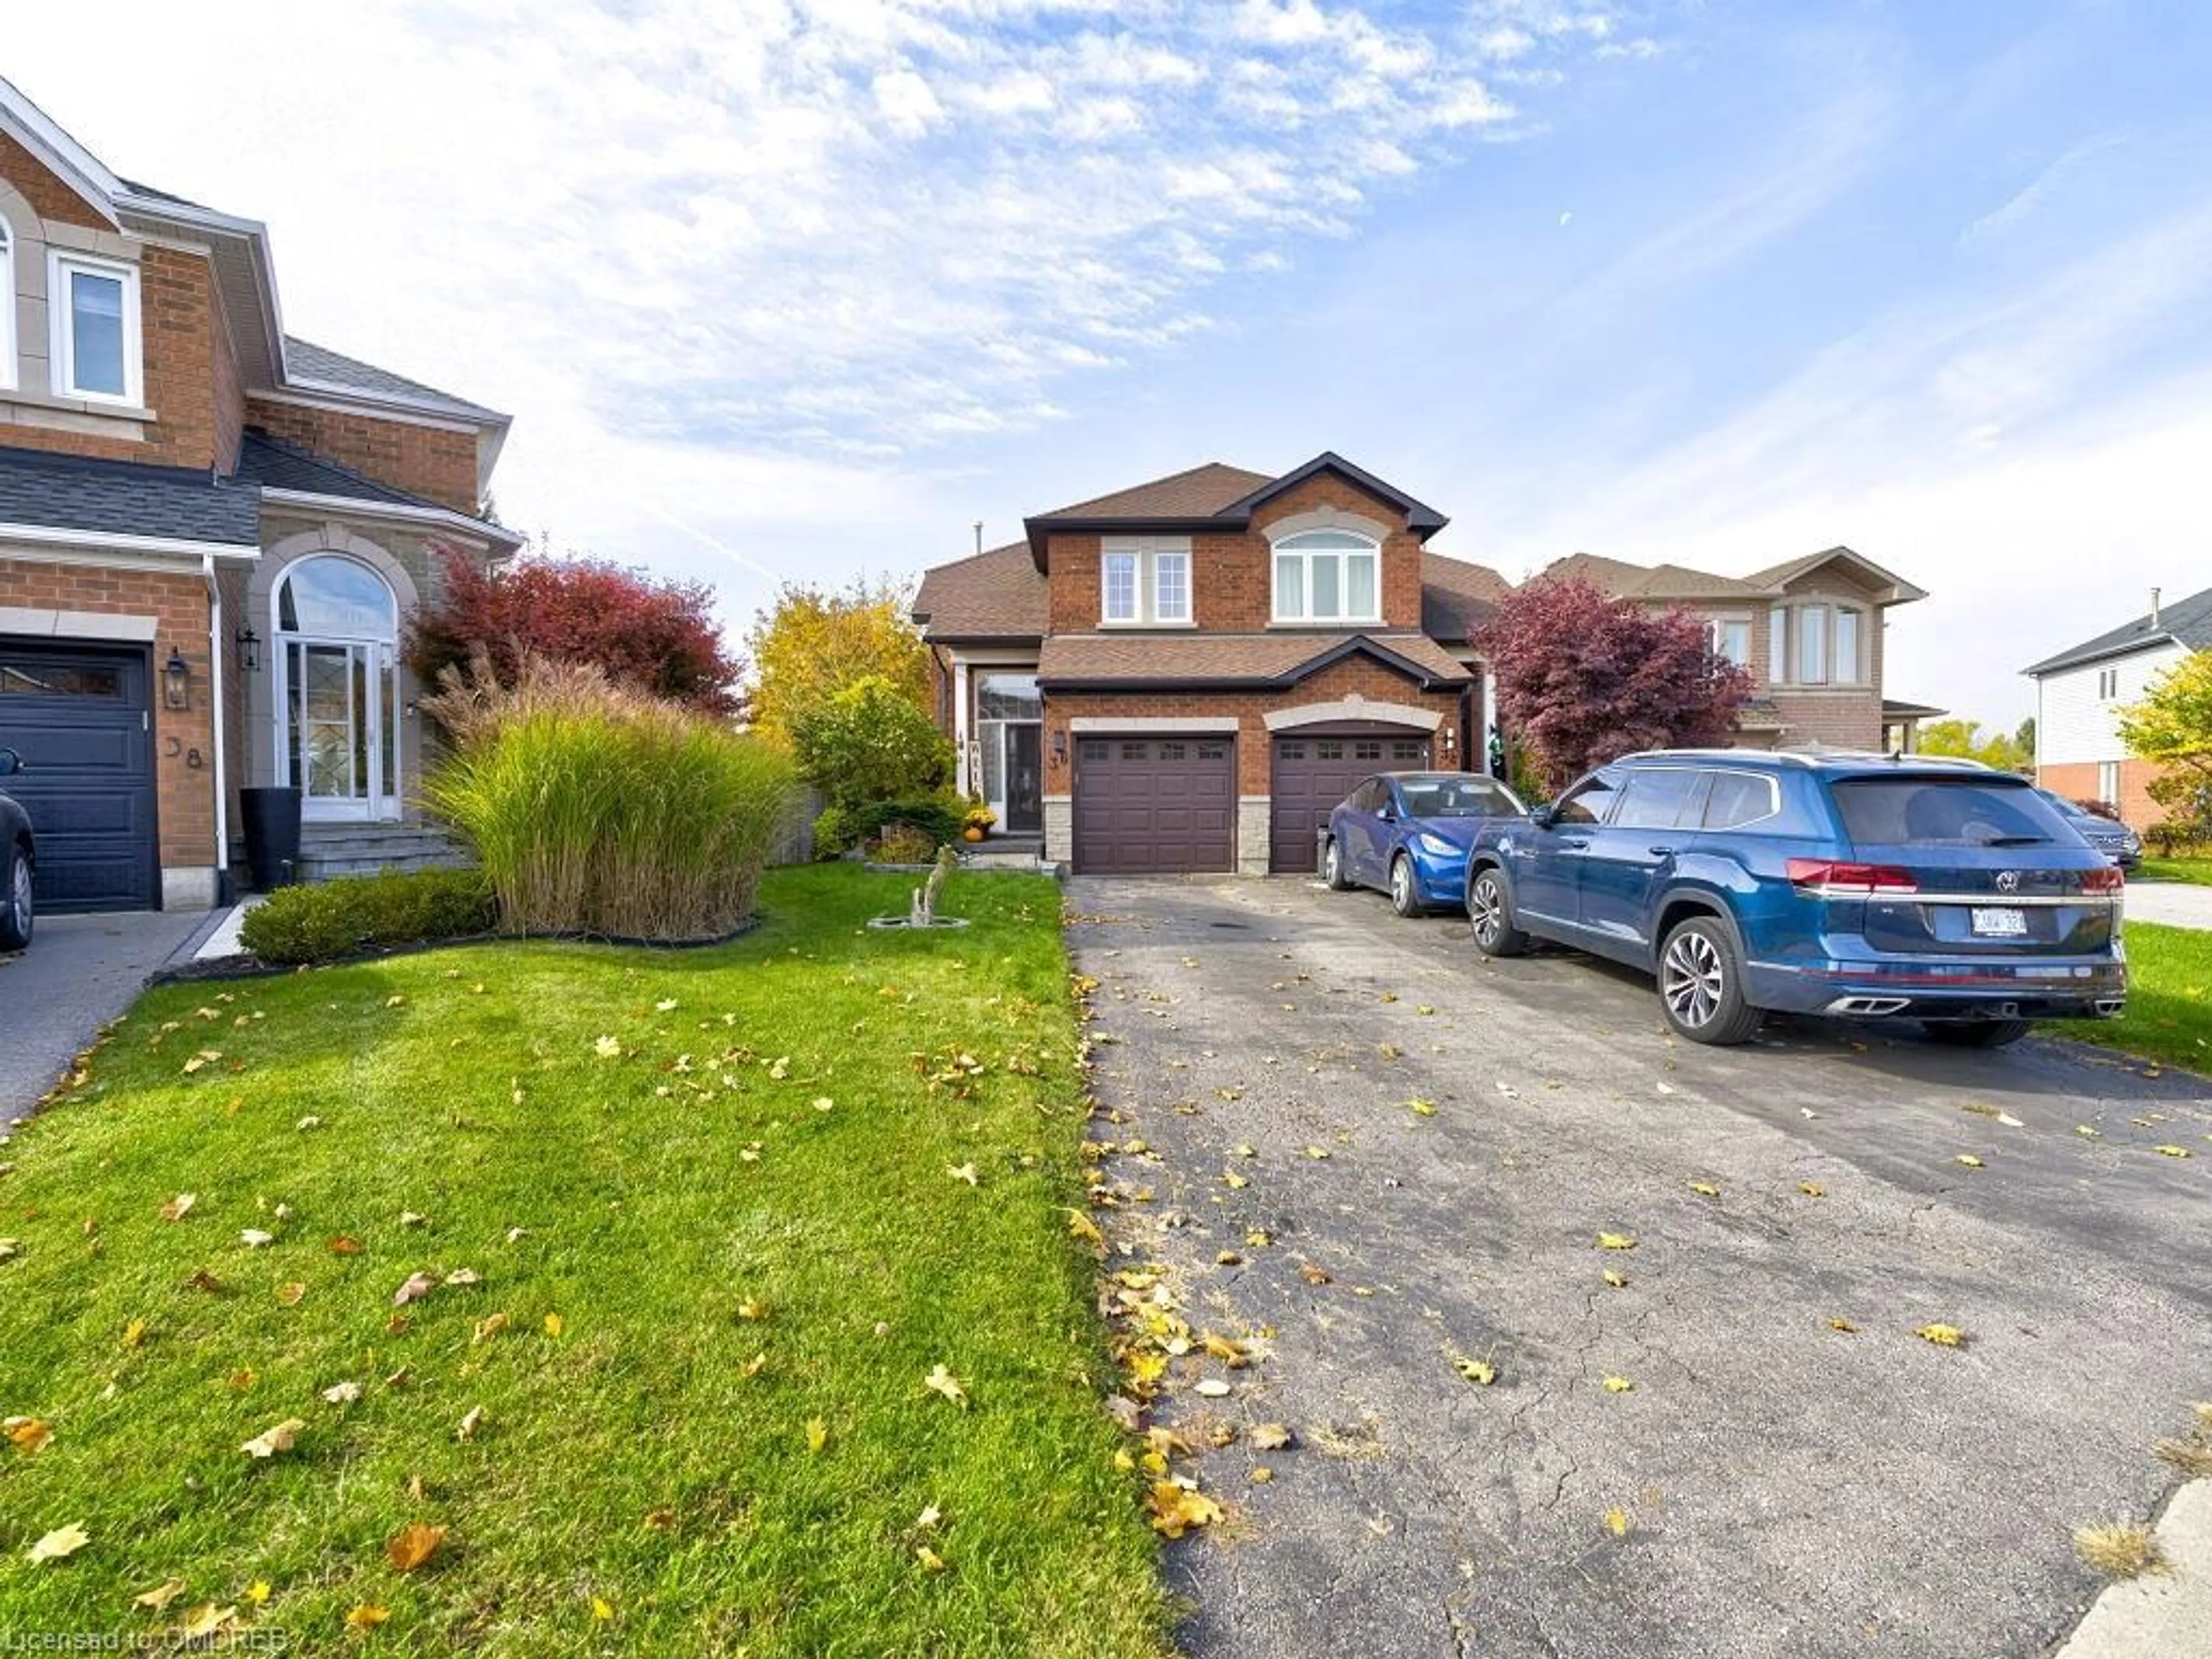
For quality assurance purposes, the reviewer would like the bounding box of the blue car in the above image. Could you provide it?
[1322,771,1528,916]
[1464,751,2126,1048]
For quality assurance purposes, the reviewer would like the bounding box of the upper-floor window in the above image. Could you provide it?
[1273,529,1379,624]
[2096,667,2119,700]
[50,252,142,406]
[1100,536,1191,626]
[0,219,14,392]
[1770,602,1866,687]
[1707,617,1751,668]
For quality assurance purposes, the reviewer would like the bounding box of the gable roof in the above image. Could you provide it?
[1024,453,1449,569]
[1539,545,1925,606]
[910,540,1046,641]
[282,338,509,424]
[1037,630,1468,690]
[2022,585,2212,677]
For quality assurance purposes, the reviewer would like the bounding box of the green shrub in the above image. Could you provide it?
[239,868,495,965]
[812,794,965,858]
[423,656,796,940]
[870,824,939,865]
[790,674,953,808]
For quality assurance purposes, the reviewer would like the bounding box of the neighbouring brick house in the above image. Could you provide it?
[912,454,1512,875]
[0,76,517,913]
[1537,548,1932,752]
[2025,585,2212,828]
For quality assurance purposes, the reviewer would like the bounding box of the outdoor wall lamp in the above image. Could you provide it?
[163,646,191,712]
[234,623,260,672]
[1051,730,1069,761]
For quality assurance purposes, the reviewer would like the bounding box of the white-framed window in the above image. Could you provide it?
[49,251,142,405]
[1708,617,1751,668]
[1796,604,1828,685]
[1154,549,1190,623]
[2098,760,2119,806]
[0,218,14,392]
[1272,528,1380,624]
[1099,536,1194,627]
[2096,667,2119,700]
[1834,608,1862,683]
[1768,607,1788,684]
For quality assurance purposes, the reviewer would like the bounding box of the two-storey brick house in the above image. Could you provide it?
[912,454,1512,875]
[0,75,518,914]
[1537,548,1930,752]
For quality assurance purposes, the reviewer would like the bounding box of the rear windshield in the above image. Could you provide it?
[1397,776,1526,818]
[1831,778,2072,849]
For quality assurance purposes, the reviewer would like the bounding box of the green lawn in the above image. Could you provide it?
[2055,921,2212,1075]
[2137,856,2212,887]
[0,866,1171,1657]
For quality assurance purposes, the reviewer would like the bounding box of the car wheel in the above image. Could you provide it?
[1389,854,1422,917]
[1657,916,1760,1045]
[0,842,30,952]
[1322,837,1354,892]
[1467,867,1529,957]
[1923,1019,2032,1050]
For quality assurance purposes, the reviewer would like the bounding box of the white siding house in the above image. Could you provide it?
[2035,642,2187,768]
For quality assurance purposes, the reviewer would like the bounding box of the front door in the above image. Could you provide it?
[283,638,393,821]
[1005,723,1043,834]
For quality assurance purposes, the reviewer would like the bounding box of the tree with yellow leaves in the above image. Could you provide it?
[746,577,931,749]
[2116,649,2212,843]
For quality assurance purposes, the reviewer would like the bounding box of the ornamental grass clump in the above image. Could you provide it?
[424,654,794,940]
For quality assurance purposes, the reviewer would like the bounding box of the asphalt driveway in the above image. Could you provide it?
[0,909,207,1115]
[1068,874,2212,1659]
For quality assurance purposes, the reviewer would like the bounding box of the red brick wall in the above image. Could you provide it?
[2039,759,2166,831]
[0,132,107,229]
[1767,691,1884,751]
[1042,474,1427,635]
[0,558,214,871]
[245,397,480,513]
[0,244,224,471]
[1044,655,1461,796]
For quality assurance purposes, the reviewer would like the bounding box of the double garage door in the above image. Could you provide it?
[1069,728,1434,876]
[1268,732,1431,873]
[0,642,158,912]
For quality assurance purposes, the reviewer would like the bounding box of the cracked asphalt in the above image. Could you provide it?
[1067,874,2212,1659]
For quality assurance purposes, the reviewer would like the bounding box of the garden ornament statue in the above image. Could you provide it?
[872,846,968,931]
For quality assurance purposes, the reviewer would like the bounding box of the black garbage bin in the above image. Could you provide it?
[239,786,302,891]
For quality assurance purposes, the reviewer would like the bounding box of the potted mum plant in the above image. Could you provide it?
[963,802,997,843]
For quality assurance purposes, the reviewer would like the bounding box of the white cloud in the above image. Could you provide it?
[872,67,945,137]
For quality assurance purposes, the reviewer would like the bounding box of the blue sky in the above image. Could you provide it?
[12,1,2212,722]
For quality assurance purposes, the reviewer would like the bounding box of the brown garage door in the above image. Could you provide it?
[1269,732,1431,873]
[1073,735,1236,874]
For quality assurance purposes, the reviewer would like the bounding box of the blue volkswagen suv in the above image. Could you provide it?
[1464,751,2127,1048]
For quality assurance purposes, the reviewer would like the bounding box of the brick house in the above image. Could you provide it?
[1536,548,1931,752]
[0,75,517,913]
[2025,584,2212,828]
[912,454,1512,875]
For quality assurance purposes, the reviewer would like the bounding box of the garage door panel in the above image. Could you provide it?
[0,642,158,913]
[1073,735,1236,875]
[1270,733,1430,873]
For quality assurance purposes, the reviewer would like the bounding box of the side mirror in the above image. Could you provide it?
[1377,804,1397,823]
[0,748,19,778]
[1528,803,1558,829]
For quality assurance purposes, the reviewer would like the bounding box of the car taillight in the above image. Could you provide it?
[1785,858,1919,895]
[2080,866,2124,895]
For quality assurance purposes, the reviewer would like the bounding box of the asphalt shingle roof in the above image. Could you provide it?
[1420,552,1512,643]
[283,336,507,423]
[910,541,1046,639]
[235,430,435,510]
[0,444,259,547]
[1038,463,1275,520]
[2024,585,2212,676]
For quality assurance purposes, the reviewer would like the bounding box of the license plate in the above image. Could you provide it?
[1971,906,2028,938]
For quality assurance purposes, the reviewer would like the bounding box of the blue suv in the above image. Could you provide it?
[1464,751,2127,1048]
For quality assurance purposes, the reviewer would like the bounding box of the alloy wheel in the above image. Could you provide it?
[1661,929,1725,1029]
[1324,842,1340,885]
[9,858,28,938]
[1470,876,1502,945]
[1392,859,1412,911]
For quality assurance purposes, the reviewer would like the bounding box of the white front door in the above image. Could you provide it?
[281,636,398,821]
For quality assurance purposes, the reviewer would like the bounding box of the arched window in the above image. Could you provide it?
[1272,528,1380,624]
[0,218,14,392]
[275,555,398,640]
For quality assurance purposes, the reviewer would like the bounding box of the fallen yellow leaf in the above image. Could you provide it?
[806,1416,829,1453]
[240,1418,305,1459]
[915,1544,948,1573]
[544,1313,564,1338]
[1145,1480,1225,1538]
[1603,1505,1632,1537]
[1915,1323,1967,1348]
[924,1365,969,1407]
[385,1522,446,1573]
[6,1416,53,1454]
[345,1604,389,1630]
[1798,1182,1825,1198]
[1688,1181,1719,1197]
[1602,1376,1635,1393]
[26,1522,89,1565]
[1453,1357,1497,1386]
[1596,1233,1638,1251]
[1955,1154,1984,1169]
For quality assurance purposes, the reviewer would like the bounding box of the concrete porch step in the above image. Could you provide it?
[289,823,475,883]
